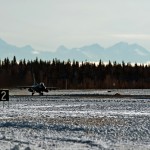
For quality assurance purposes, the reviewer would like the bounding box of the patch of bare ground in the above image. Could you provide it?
[45,116,125,126]
[0,116,125,127]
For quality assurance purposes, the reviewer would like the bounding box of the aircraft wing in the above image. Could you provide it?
[17,86,33,89]
[17,86,58,90]
[47,87,58,90]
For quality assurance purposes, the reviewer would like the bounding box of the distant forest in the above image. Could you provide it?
[0,56,150,89]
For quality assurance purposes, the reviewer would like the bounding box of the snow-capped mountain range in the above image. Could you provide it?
[0,38,150,63]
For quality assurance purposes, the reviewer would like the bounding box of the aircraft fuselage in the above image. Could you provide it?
[28,82,48,95]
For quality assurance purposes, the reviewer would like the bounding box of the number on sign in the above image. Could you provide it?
[0,90,9,101]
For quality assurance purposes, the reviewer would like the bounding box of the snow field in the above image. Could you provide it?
[0,89,150,149]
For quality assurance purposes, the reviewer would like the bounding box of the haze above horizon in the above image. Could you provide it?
[0,0,150,52]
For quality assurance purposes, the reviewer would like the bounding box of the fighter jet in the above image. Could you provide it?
[18,74,57,95]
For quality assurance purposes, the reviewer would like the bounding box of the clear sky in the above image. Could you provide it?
[0,0,150,51]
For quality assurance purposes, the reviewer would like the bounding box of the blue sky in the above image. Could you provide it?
[0,0,150,51]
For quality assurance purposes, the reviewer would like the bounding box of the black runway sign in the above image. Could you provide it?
[0,90,9,101]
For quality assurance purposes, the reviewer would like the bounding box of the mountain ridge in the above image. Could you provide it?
[0,38,150,63]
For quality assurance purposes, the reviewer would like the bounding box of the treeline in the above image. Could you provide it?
[0,56,150,89]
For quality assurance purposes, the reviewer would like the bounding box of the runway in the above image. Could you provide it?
[9,93,150,99]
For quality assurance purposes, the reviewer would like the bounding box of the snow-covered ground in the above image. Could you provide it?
[0,89,150,150]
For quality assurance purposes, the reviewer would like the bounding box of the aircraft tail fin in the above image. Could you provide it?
[32,73,37,85]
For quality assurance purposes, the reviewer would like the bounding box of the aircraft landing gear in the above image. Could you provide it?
[39,92,43,96]
[32,92,34,96]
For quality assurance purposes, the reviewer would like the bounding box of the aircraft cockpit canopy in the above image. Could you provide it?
[40,82,45,87]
